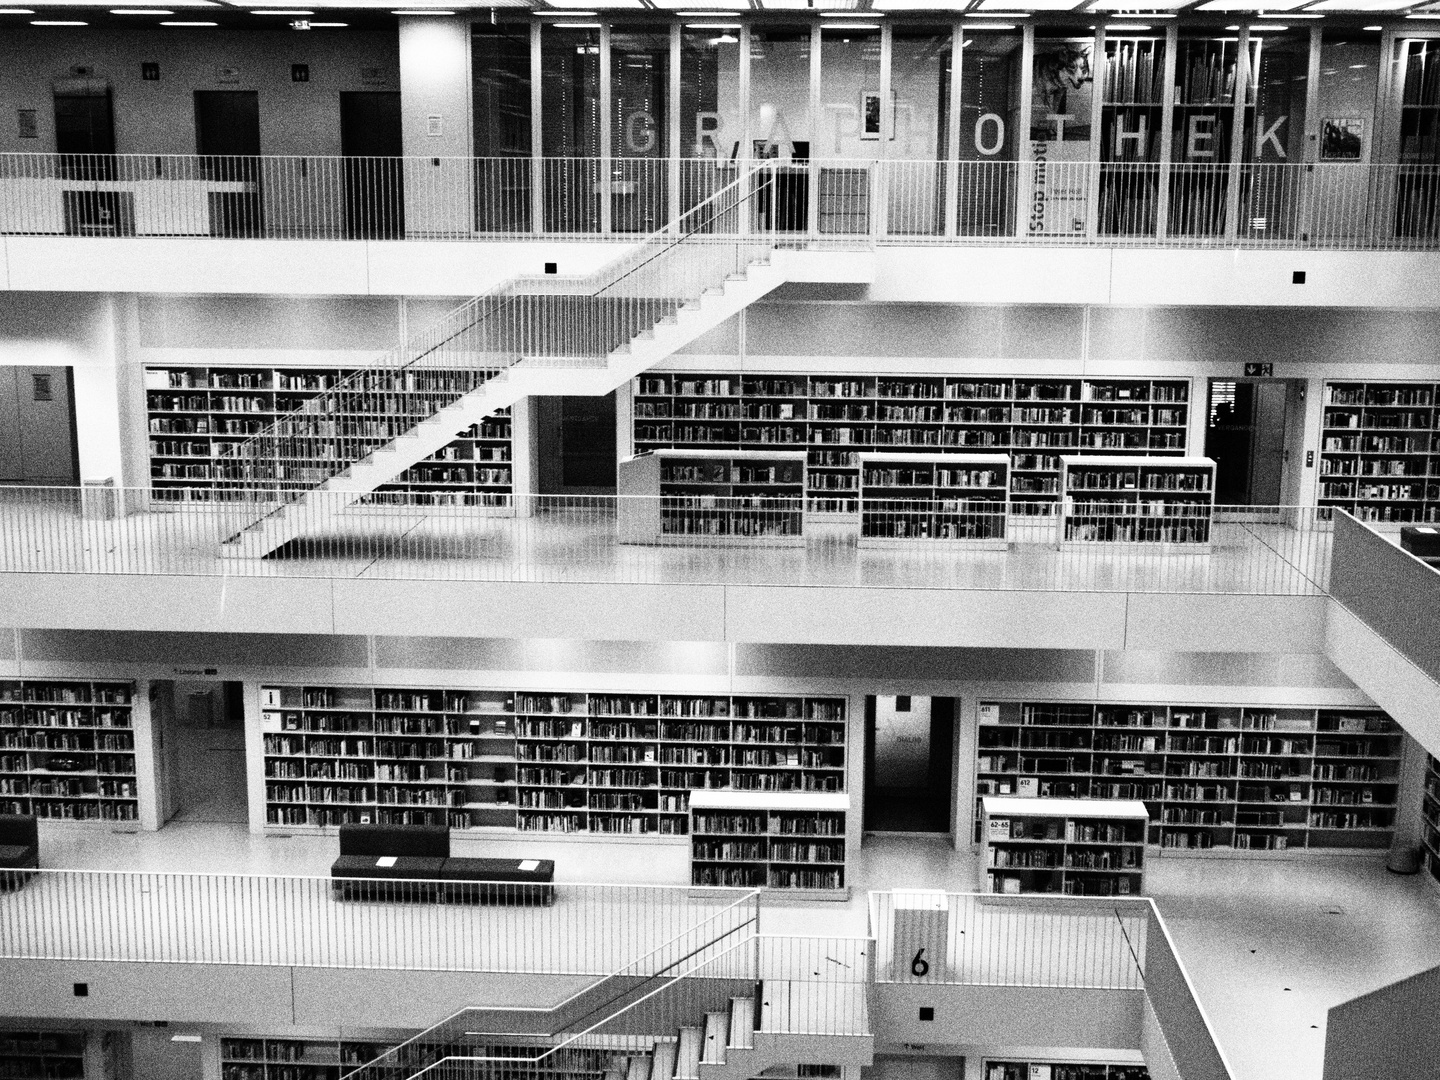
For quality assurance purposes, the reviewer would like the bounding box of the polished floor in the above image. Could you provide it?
[18,822,1440,1079]
[0,500,1331,594]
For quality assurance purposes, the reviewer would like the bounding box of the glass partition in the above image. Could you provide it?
[820,23,881,234]
[1311,28,1380,242]
[1099,32,1165,237]
[611,26,670,232]
[751,26,812,231]
[956,30,1022,236]
[1170,31,1252,236]
[1395,37,1440,238]
[1240,29,1308,240]
[541,23,602,232]
[1028,32,1096,236]
[680,26,741,212]
[472,23,533,232]
[889,25,953,236]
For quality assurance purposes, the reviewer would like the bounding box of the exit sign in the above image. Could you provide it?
[1244,362,1273,378]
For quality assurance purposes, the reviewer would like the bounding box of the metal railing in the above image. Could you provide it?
[0,487,1333,595]
[5,153,1440,250]
[755,934,873,1037]
[218,163,779,507]
[0,868,753,976]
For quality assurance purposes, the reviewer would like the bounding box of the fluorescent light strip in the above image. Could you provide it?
[551,20,599,25]
[821,10,882,14]
[393,8,454,11]
[112,7,175,12]
[161,19,216,23]
[824,21,878,26]
[254,8,314,12]
[1106,21,1151,27]
[1263,11,1320,15]
[309,19,344,24]
[685,20,740,26]
[966,11,1030,16]
[32,18,87,22]
[962,21,1017,27]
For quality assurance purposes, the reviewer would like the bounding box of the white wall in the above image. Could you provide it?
[0,28,398,157]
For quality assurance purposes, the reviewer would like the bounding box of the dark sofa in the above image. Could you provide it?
[0,813,39,890]
[330,824,554,904]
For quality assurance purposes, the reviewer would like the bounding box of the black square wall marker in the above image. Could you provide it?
[73,983,88,997]
[918,1007,934,1021]
[1292,271,1306,284]
[544,262,558,275]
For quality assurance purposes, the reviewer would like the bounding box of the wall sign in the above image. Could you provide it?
[16,109,37,139]
[1244,362,1274,378]
[360,66,386,86]
[426,114,443,137]
[141,62,160,81]
[216,66,240,84]
[291,63,309,83]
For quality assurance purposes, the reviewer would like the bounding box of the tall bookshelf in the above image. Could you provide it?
[0,1031,86,1080]
[1318,380,1440,523]
[974,700,1402,852]
[262,685,847,839]
[857,451,1009,546]
[220,1037,393,1080]
[0,680,138,824]
[1423,754,1440,888]
[984,1062,1149,1080]
[144,365,513,506]
[980,796,1148,897]
[617,449,807,545]
[689,790,849,897]
[631,373,1191,515]
[1059,455,1214,546]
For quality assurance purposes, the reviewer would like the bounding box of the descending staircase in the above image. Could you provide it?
[217,165,812,559]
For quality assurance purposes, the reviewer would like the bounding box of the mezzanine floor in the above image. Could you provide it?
[0,502,1331,595]
[20,822,1440,1080]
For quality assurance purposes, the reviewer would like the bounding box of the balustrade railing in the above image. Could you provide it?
[2,153,1439,249]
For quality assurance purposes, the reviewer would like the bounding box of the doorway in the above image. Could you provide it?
[864,695,955,834]
[0,366,80,484]
[537,393,618,494]
[128,1027,201,1080]
[150,679,248,826]
[1206,378,1305,506]
[194,90,262,236]
[55,85,128,232]
[340,91,404,239]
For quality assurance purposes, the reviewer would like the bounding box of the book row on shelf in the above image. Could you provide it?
[985,1062,1149,1080]
[1319,380,1440,522]
[0,680,139,823]
[260,686,848,840]
[974,701,1402,850]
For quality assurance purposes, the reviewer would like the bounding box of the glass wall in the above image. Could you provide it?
[1241,29,1308,240]
[1395,37,1440,237]
[1170,32,1251,236]
[819,23,880,234]
[1311,28,1379,242]
[610,27,670,233]
[890,26,953,236]
[679,27,738,214]
[472,23,533,232]
[541,24,602,232]
[956,30,1022,236]
[751,26,813,231]
[1099,32,1165,237]
[1028,32,1096,236]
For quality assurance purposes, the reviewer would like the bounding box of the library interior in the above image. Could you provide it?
[2,3,1440,1080]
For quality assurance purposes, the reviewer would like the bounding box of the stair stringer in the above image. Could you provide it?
[221,259,790,558]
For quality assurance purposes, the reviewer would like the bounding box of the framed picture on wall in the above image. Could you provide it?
[1321,118,1364,161]
[859,89,897,140]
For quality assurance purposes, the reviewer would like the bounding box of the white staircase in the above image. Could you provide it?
[219,255,786,558]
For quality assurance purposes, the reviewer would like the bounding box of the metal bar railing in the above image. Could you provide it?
[0,869,751,976]
[5,154,1440,250]
[755,934,873,1037]
[0,487,1337,595]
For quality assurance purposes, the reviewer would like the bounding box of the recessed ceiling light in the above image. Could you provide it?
[161,18,215,23]
[551,20,600,26]
[392,7,454,11]
[967,10,1030,14]
[821,10,883,14]
[169,1035,202,1044]
[540,9,595,13]
[253,7,313,11]
[685,20,739,26]
[1263,10,1320,15]
[824,21,878,27]
[1106,21,1151,27]
[112,7,174,11]
[962,21,1018,27]
[1249,23,1288,28]
[32,18,87,23]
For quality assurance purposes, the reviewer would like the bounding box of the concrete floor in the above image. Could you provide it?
[19,822,1440,1079]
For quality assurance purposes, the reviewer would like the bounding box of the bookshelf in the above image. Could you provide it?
[1059,455,1214,547]
[0,680,138,824]
[857,452,1009,547]
[144,365,513,507]
[617,449,807,545]
[974,700,1402,852]
[220,1037,392,1080]
[261,685,847,838]
[980,796,1148,897]
[984,1062,1149,1080]
[1170,35,1247,238]
[631,373,1191,516]
[688,790,849,897]
[1318,380,1440,524]
[1423,754,1440,888]
[0,1031,85,1080]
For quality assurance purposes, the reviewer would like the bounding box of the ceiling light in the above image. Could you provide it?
[966,9,1029,14]
[112,7,175,12]
[161,18,215,23]
[1262,10,1320,14]
[962,21,1018,27]
[552,20,600,25]
[979,0,1081,8]
[1362,23,1382,27]
[823,21,878,26]
[686,20,739,25]
[308,19,344,23]
[1308,0,1411,8]
[821,9,883,14]
[392,7,454,11]
[1197,0,1307,9]
[1106,21,1151,27]
[1250,23,1288,29]
[540,9,594,13]
[875,0,972,8]
[32,18,87,23]
[674,9,743,13]
[253,8,312,11]
[170,1035,202,1044]
[548,0,642,6]
[0,6,36,10]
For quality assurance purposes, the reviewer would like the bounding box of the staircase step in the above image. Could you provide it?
[626,1054,651,1080]
[700,1012,727,1066]
[674,1027,703,1080]
[651,1038,678,1080]
[728,997,755,1050]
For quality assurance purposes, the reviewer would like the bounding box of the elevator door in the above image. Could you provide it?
[1206,379,1300,506]
[195,90,262,234]
[0,366,79,484]
[340,91,404,238]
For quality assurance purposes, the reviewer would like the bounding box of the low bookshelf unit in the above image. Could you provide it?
[983,1060,1150,1080]
[0,680,139,825]
[980,796,1148,897]
[617,449,807,545]
[1059,456,1215,548]
[220,1036,394,1080]
[689,790,850,898]
[261,685,848,840]
[974,700,1403,853]
[857,452,1009,547]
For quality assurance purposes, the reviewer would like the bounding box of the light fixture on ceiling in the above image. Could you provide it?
[253,8,313,12]
[1248,23,1288,28]
[308,19,344,25]
[1105,21,1151,28]
[112,8,175,13]
[966,10,1030,15]
[685,20,740,25]
[170,1036,203,1044]
[552,20,600,26]
[393,8,455,12]
[539,9,596,13]
[962,21,1018,28]
[0,6,38,10]
[32,18,86,23]
[1262,10,1320,14]
[821,10,883,14]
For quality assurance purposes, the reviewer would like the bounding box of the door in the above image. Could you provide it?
[0,366,80,484]
[55,87,127,231]
[153,679,249,826]
[128,1027,202,1080]
[864,695,956,834]
[537,393,618,494]
[340,91,404,239]
[194,90,263,235]
[1206,378,1303,507]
